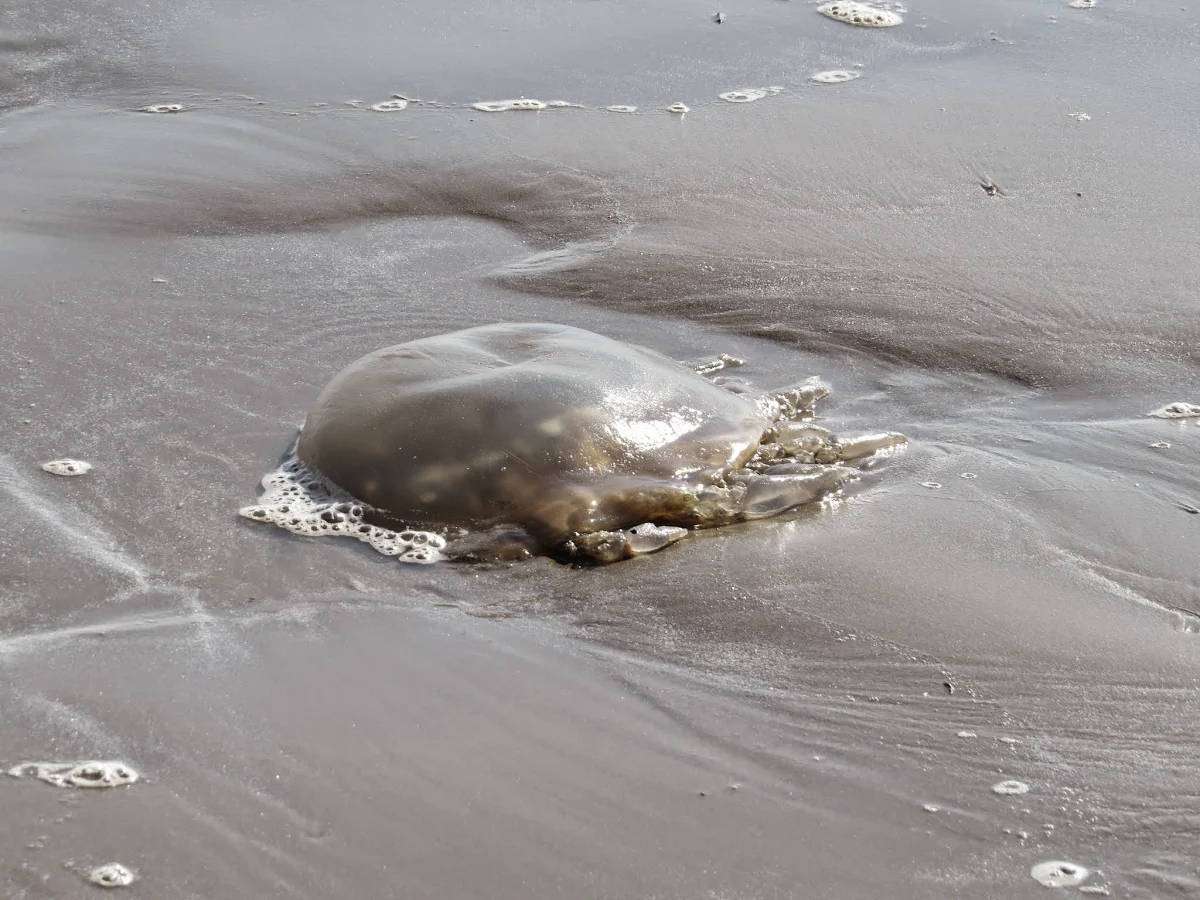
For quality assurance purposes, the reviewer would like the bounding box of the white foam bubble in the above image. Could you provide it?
[694,353,745,375]
[1149,441,1171,449]
[139,103,183,113]
[719,89,768,103]
[1148,402,1200,419]
[817,2,903,27]
[88,863,136,888]
[239,457,446,564]
[371,99,408,112]
[2,454,149,587]
[605,105,638,113]
[8,760,139,789]
[547,100,578,108]
[810,70,862,84]
[957,729,977,738]
[960,472,978,479]
[667,103,690,114]
[40,458,92,476]
[992,779,1030,795]
[920,481,942,489]
[472,99,547,112]
[1067,111,1091,121]
[1030,860,1089,888]
[1068,0,1095,8]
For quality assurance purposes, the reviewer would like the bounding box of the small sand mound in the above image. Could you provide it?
[239,456,446,565]
[41,458,92,476]
[817,2,903,27]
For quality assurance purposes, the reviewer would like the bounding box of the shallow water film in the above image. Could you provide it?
[2,0,1199,896]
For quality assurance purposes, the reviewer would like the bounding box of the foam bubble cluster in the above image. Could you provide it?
[239,456,446,564]
[605,105,638,113]
[9,760,139,789]
[667,103,690,114]
[371,99,408,112]
[992,779,1030,795]
[810,70,861,84]
[817,1,903,26]
[1030,860,1089,888]
[472,99,547,112]
[1068,0,1095,8]
[719,89,768,103]
[140,103,183,113]
[1148,402,1200,419]
[89,863,136,889]
[41,458,92,476]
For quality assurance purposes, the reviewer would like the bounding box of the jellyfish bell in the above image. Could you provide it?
[296,323,772,534]
[245,323,906,563]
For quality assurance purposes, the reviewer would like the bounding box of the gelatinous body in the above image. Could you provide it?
[244,324,906,563]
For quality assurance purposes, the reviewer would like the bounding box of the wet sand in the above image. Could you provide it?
[3,0,1200,896]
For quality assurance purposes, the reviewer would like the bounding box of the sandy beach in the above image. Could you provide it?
[2,0,1199,896]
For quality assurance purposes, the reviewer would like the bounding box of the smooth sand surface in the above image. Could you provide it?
[3,0,1199,896]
